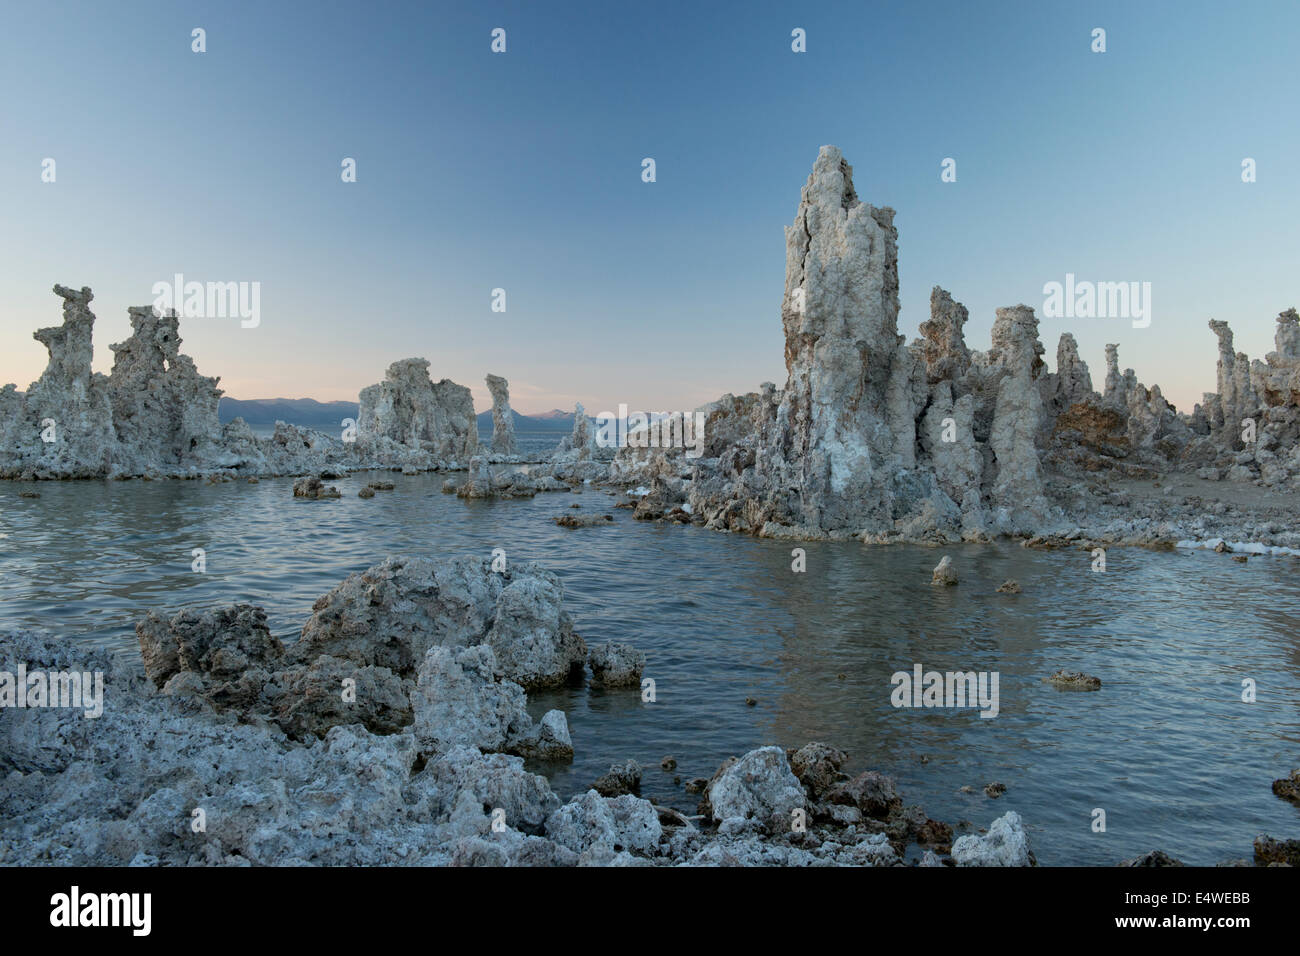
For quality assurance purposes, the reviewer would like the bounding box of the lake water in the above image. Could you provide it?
[1,471,1297,865]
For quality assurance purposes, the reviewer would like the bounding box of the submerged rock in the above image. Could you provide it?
[593,760,643,797]
[1043,670,1102,691]
[1272,769,1300,805]
[1253,834,1300,866]
[930,555,958,586]
[293,476,340,499]
[1119,849,1185,867]
[588,642,645,688]
[555,512,613,528]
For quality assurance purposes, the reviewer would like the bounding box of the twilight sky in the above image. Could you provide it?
[1,0,1296,415]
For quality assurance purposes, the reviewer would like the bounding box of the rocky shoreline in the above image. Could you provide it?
[5,553,1292,867]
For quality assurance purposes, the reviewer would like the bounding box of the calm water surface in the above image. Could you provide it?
[2,472,1298,865]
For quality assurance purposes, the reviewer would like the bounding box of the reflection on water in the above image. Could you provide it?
[2,474,1298,864]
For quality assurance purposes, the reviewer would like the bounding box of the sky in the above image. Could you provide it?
[1,0,1296,415]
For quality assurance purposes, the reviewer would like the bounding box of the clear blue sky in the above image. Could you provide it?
[2,0,1296,414]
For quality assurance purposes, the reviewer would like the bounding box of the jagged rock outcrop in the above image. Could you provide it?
[107,306,225,465]
[357,358,478,463]
[984,305,1055,531]
[775,146,902,530]
[552,402,615,482]
[0,286,488,479]
[658,148,1300,538]
[553,403,601,461]
[15,285,117,476]
[296,555,586,690]
[687,147,1061,540]
[485,373,517,455]
[951,811,1034,866]
[1053,334,1093,410]
[1189,310,1300,487]
[0,286,228,477]
[133,556,583,762]
[919,287,971,384]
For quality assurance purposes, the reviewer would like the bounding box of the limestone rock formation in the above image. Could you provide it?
[706,746,806,834]
[296,555,586,690]
[485,373,517,455]
[17,285,117,476]
[106,306,225,467]
[357,358,478,463]
[1188,309,1300,487]
[1052,333,1093,410]
[919,287,971,384]
[688,147,1062,540]
[411,644,536,756]
[0,286,227,477]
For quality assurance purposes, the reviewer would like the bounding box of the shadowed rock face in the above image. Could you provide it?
[1053,333,1092,410]
[357,358,478,462]
[107,306,224,463]
[132,555,587,755]
[485,373,517,455]
[1184,308,1300,485]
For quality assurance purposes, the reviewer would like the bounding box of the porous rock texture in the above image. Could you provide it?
[951,811,1034,866]
[295,555,586,690]
[357,358,478,464]
[0,287,225,478]
[485,373,517,455]
[1,585,1030,867]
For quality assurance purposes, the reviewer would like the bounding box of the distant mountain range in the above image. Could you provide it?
[220,397,574,432]
[474,409,574,432]
[219,398,359,427]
